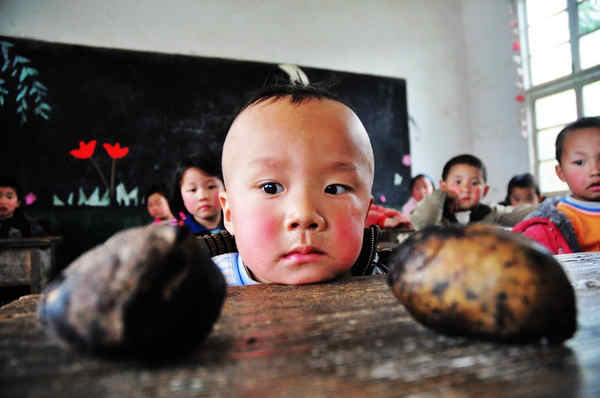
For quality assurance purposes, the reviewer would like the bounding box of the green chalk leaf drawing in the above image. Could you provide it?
[53,184,139,207]
[0,40,52,125]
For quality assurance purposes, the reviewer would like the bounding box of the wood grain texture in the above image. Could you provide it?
[1,253,599,397]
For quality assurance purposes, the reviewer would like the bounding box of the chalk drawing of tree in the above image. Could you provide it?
[0,40,52,125]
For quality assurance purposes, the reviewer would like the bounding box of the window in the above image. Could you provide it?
[519,0,600,195]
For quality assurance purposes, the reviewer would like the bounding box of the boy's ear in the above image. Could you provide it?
[482,185,490,197]
[218,191,234,235]
[555,163,567,183]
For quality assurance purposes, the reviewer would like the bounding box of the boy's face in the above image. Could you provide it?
[412,177,433,202]
[509,187,540,206]
[443,164,489,211]
[556,127,600,201]
[147,193,173,220]
[0,186,20,219]
[180,168,223,224]
[220,97,374,285]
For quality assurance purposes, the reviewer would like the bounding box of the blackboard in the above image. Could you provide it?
[0,36,410,208]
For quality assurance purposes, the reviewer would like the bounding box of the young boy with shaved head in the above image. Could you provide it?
[213,85,385,285]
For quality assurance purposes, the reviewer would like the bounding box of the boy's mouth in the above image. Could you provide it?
[281,246,326,264]
[587,182,600,191]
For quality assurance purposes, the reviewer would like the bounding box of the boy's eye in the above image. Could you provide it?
[261,182,284,195]
[207,184,217,190]
[573,159,584,166]
[325,184,350,195]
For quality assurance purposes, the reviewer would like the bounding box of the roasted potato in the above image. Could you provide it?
[387,224,577,344]
[38,224,226,357]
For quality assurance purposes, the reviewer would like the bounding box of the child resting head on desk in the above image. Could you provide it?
[212,84,384,286]
[36,84,389,356]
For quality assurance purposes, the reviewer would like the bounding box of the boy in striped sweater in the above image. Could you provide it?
[513,117,600,254]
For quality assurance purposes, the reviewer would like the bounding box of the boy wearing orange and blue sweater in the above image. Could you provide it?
[513,117,600,254]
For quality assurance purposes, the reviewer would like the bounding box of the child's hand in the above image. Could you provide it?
[439,181,459,213]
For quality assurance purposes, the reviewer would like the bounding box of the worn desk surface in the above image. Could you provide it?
[1,252,599,397]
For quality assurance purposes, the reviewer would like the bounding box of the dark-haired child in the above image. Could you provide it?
[513,117,600,254]
[145,184,176,225]
[0,176,45,238]
[499,173,543,206]
[401,173,435,217]
[170,154,224,235]
[410,154,534,230]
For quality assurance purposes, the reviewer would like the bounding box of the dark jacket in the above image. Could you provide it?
[0,210,45,239]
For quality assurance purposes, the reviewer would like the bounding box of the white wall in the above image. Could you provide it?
[0,0,528,203]
[461,0,529,202]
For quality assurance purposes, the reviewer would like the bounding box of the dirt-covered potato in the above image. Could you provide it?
[38,224,226,357]
[387,224,577,344]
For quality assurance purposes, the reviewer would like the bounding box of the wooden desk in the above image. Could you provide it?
[0,252,599,397]
[0,236,62,293]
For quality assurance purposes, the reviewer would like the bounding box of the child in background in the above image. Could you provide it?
[401,173,435,217]
[170,154,224,235]
[214,84,384,286]
[145,184,176,225]
[410,154,534,230]
[513,117,600,254]
[0,176,45,238]
[499,172,543,206]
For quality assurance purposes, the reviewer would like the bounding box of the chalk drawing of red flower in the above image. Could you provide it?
[103,142,129,159]
[68,139,109,198]
[69,140,97,159]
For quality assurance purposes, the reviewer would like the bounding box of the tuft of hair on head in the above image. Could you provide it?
[0,175,22,200]
[410,173,436,191]
[441,154,487,183]
[233,82,357,118]
[555,116,600,164]
[504,172,540,203]
[169,152,222,218]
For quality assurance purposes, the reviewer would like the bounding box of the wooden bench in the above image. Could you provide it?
[0,236,63,293]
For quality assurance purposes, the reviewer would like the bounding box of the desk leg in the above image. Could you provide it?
[29,249,42,294]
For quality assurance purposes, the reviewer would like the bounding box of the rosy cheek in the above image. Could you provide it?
[212,192,221,209]
[253,214,279,241]
[331,213,364,263]
[235,209,280,265]
[572,173,587,187]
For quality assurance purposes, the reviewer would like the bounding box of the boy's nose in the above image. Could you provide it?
[285,195,326,232]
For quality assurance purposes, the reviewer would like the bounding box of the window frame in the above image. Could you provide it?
[518,0,600,197]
